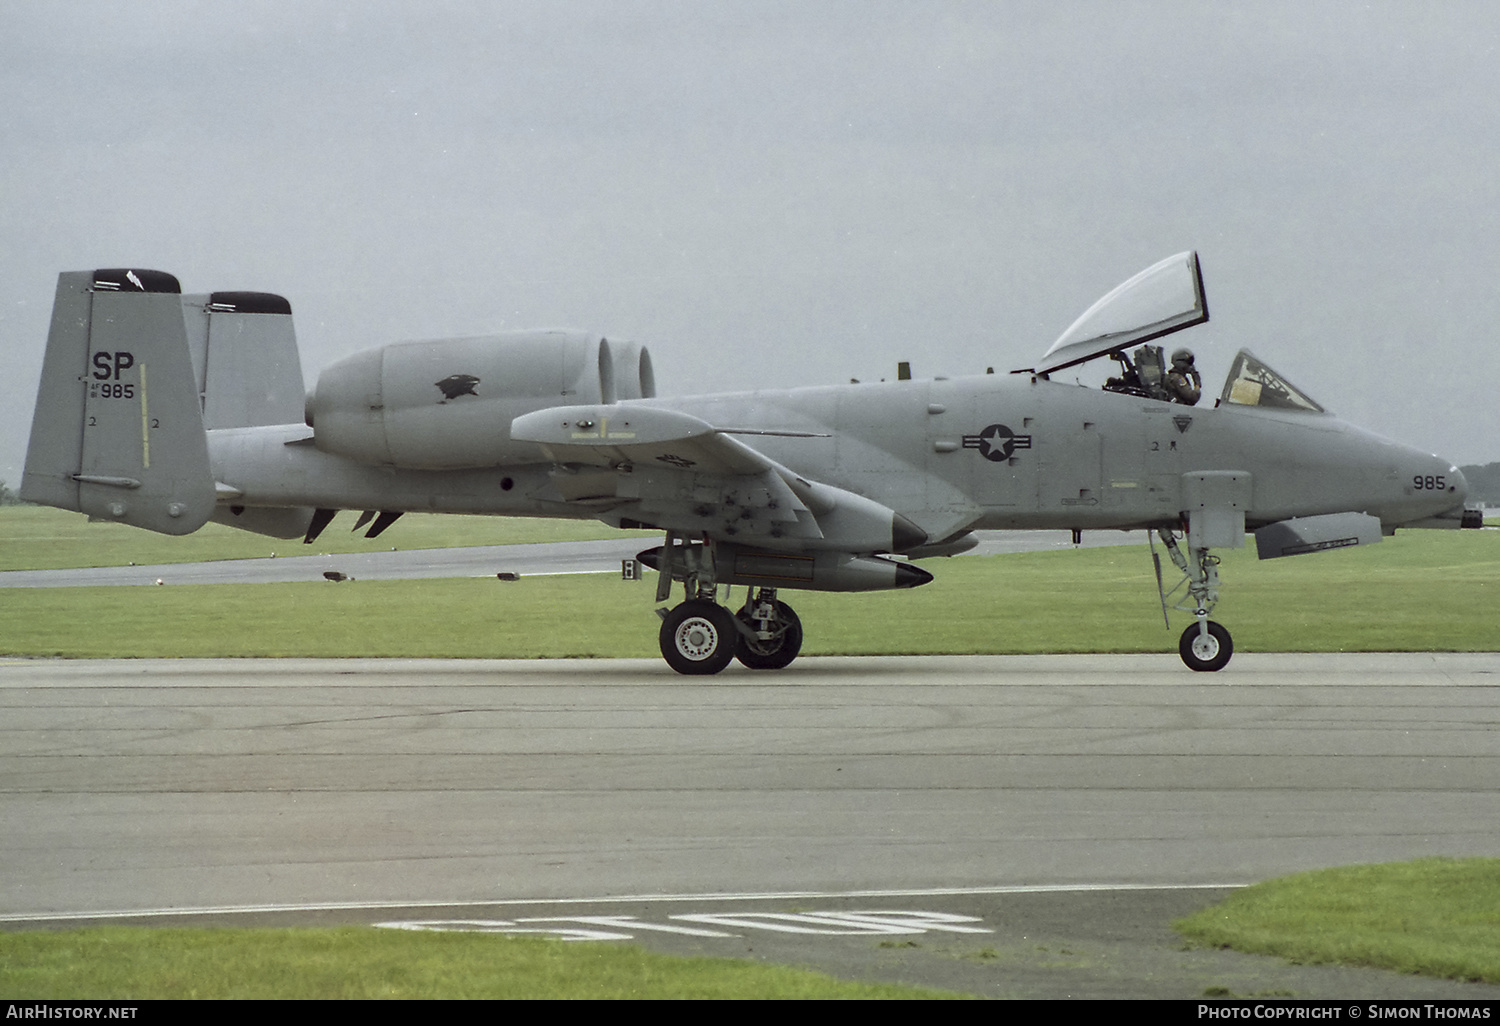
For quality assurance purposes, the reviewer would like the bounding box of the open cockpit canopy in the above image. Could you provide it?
[1030,251,1207,375]
[1020,252,1326,413]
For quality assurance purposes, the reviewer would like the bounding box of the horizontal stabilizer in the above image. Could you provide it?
[210,505,316,539]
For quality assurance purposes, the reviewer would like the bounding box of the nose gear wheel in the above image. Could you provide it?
[1152,528,1235,671]
[1179,620,1232,672]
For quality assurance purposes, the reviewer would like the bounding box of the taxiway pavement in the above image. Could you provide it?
[2,653,1497,998]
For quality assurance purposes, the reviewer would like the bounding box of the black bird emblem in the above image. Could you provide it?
[435,374,481,401]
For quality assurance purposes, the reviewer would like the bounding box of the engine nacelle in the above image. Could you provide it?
[307,330,654,469]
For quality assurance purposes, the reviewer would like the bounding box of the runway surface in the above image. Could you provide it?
[3,652,1498,998]
[0,529,1144,587]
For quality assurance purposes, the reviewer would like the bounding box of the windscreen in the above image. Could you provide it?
[1219,350,1324,412]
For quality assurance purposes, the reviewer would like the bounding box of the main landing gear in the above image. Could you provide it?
[650,535,804,675]
[1151,528,1234,672]
[657,587,803,675]
[734,591,803,670]
[659,599,737,674]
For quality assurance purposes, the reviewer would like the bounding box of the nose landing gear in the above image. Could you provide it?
[1179,618,1233,672]
[1152,527,1234,672]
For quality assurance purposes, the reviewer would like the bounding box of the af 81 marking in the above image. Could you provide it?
[89,351,138,401]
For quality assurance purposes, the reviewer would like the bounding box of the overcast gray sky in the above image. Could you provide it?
[4,0,1498,491]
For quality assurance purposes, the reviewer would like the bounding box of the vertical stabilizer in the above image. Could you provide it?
[20,269,216,535]
[183,290,305,429]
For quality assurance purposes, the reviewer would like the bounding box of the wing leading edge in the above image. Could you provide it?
[511,404,927,554]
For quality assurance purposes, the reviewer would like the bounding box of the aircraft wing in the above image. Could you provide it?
[511,405,781,477]
[511,404,926,553]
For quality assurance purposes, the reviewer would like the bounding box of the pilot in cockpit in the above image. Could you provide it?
[1164,348,1202,406]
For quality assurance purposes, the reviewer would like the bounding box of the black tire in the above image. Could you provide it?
[734,601,803,670]
[1179,620,1233,672]
[660,599,737,675]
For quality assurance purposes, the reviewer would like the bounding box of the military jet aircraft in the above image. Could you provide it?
[20,253,1474,673]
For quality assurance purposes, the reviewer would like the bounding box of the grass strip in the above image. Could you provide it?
[1175,858,1500,984]
[2,530,1497,658]
[0,925,962,1000]
[0,506,648,571]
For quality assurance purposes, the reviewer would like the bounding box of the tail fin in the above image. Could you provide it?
[20,269,216,535]
[185,288,318,539]
[184,290,305,429]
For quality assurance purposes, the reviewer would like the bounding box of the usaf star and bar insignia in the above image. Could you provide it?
[963,423,1032,462]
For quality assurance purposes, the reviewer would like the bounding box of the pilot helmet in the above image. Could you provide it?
[1171,347,1195,368]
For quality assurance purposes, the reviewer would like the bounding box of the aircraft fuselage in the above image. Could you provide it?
[208,370,1464,544]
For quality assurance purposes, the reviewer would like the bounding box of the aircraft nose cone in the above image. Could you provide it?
[1388,448,1469,527]
[1428,457,1468,508]
[1450,465,1469,505]
[1421,456,1469,523]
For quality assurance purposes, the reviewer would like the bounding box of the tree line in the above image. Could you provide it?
[1460,463,1500,507]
